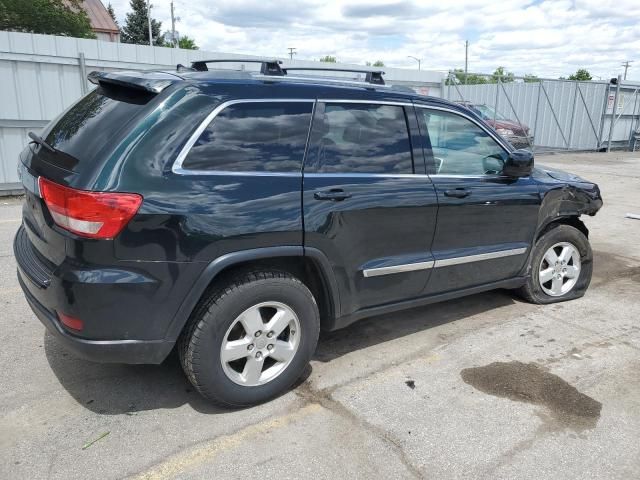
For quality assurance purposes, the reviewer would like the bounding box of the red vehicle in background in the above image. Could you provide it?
[457,102,533,149]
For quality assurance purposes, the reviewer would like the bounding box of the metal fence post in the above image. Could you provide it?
[493,77,500,124]
[607,75,622,152]
[78,52,88,95]
[597,83,611,150]
[447,71,451,100]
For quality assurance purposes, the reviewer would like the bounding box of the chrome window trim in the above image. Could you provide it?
[362,247,527,277]
[428,173,506,179]
[172,98,315,176]
[412,104,513,157]
[172,98,512,178]
[363,260,434,278]
[304,173,431,179]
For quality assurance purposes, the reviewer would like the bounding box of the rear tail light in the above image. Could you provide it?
[39,178,142,239]
[58,312,84,331]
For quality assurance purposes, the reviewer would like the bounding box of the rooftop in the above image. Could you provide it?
[77,0,119,34]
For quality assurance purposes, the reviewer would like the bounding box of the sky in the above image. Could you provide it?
[107,0,640,81]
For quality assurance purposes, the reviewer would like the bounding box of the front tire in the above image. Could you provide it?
[179,270,320,407]
[516,224,593,304]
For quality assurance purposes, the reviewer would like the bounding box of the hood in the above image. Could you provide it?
[535,164,589,183]
[486,119,529,135]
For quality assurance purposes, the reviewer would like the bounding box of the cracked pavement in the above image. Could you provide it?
[1,152,639,479]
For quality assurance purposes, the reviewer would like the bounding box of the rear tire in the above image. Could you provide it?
[179,270,320,407]
[516,224,593,304]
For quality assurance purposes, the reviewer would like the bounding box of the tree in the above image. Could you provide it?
[121,0,164,46]
[107,2,118,27]
[372,60,385,67]
[319,55,336,63]
[523,74,540,83]
[491,66,514,83]
[446,68,488,85]
[178,35,198,50]
[567,69,592,81]
[0,0,95,38]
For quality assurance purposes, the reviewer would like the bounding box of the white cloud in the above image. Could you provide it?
[107,0,640,80]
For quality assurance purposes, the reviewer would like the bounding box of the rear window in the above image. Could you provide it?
[181,101,313,172]
[43,86,154,170]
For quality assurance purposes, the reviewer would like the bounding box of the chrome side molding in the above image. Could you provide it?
[362,247,527,277]
[363,260,435,278]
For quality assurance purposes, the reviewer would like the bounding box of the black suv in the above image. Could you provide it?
[15,60,602,406]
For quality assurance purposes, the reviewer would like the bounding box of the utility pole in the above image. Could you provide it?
[464,40,469,84]
[622,60,633,80]
[170,1,177,48]
[147,0,153,46]
[287,47,297,60]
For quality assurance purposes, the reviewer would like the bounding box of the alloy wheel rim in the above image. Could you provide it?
[538,242,581,297]
[220,302,301,387]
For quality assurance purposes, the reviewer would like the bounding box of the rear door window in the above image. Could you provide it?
[305,103,414,174]
[182,101,314,172]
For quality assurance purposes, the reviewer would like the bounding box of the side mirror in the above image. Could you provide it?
[503,149,534,177]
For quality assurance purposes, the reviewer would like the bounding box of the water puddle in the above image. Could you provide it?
[461,361,602,430]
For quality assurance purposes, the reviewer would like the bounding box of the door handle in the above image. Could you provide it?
[314,189,352,201]
[444,188,472,198]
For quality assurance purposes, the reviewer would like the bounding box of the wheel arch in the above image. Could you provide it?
[165,247,340,342]
[535,215,589,242]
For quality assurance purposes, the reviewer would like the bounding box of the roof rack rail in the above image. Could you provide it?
[282,67,385,85]
[190,59,285,76]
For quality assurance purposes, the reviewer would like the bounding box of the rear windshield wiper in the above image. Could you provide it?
[28,131,56,153]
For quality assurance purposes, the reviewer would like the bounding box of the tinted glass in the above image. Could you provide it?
[419,109,508,175]
[182,102,313,172]
[43,86,153,170]
[306,103,413,174]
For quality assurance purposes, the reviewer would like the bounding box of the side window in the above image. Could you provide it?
[419,109,508,175]
[306,103,413,174]
[182,101,313,172]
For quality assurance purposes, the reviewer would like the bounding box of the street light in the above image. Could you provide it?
[407,56,421,70]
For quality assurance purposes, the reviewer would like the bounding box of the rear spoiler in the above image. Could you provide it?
[87,70,181,94]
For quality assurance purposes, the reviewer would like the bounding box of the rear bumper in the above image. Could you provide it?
[13,225,198,364]
[18,273,174,363]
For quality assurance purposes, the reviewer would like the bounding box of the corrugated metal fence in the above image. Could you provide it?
[0,30,443,191]
[443,73,640,153]
[443,76,609,151]
[2,31,638,192]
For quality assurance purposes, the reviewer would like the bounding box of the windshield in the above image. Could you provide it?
[470,104,509,121]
